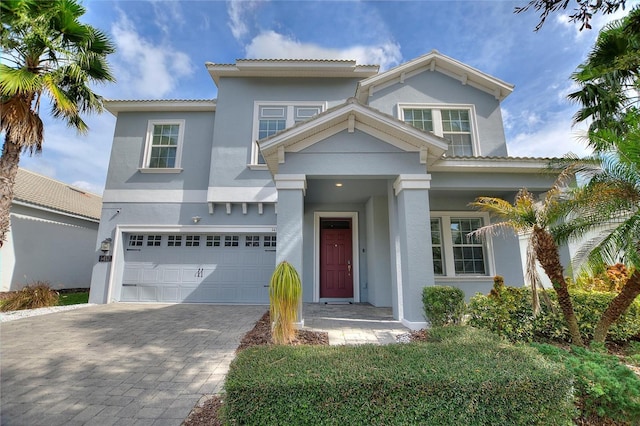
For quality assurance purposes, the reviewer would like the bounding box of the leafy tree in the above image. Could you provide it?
[553,7,640,343]
[568,5,640,146]
[470,186,584,346]
[516,0,628,31]
[553,116,640,343]
[0,0,115,246]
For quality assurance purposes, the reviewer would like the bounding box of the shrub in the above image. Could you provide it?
[422,285,466,327]
[269,261,302,344]
[533,343,640,424]
[224,327,574,425]
[0,282,59,312]
[468,285,640,343]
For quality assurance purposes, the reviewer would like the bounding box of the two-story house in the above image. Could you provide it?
[89,50,558,328]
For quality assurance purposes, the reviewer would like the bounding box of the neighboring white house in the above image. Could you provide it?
[1,168,102,291]
[90,51,564,328]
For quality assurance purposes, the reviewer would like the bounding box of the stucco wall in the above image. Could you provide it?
[104,111,215,191]
[368,70,508,157]
[3,204,99,291]
[210,77,362,188]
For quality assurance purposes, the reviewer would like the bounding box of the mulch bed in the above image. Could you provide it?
[182,311,328,426]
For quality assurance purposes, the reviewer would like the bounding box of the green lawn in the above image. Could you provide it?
[57,291,89,306]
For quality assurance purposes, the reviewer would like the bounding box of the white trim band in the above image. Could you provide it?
[393,174,432,195]
[102,190,207,203]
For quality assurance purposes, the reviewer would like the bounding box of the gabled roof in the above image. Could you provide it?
[206,59,379,86]
[105,99,216,116]
[259,98,449,174]
[355,50,514,103]
[13,169,102,221]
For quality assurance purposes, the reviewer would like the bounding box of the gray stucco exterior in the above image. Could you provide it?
[90,52,558,328]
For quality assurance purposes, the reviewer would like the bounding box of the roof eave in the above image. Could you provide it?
[205,60,379,87]
[355,50,514,103]
[105,100,217,116]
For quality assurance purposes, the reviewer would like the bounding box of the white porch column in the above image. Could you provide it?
[393,174,433,327]
[274,174,306,324]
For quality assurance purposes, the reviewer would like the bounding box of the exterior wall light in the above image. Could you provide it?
[192,216,201,224]
[335,183,343,187]
[100,238,112,253]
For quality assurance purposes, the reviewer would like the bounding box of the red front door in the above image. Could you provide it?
[320,219,353,298]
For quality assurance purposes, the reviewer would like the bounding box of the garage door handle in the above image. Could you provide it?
[126,249,141,252]
[264,285,270,287]
[264,249,276,252]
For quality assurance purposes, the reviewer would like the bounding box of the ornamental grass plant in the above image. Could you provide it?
[0,282,59,312]
[269,261,302,344]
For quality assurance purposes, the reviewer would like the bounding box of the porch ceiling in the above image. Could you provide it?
[305,178,388,204]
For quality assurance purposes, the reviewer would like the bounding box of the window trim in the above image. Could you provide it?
[140,119,186,173]
[397,103,481,156]
[250,101,327,168]
[430,211,495,278]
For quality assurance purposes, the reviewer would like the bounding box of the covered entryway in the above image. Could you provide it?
[320,218,354,298]
[119,233,276,303]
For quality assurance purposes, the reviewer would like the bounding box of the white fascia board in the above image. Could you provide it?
[356,51,514,102]
[105,100,216,116]
[102,190,208,203]
[10,212,93,229]
[429,158,553,173]
[262,102,448,155]
[12,200,100,223]
[207,186,277,203]
[206,61,378,86]
[117,224,277,234]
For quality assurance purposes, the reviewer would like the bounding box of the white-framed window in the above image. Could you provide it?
[146,235,162,247]
[430,213,492,277]
[141,119,185,172]
[167,235,182,247]
[206,235,221,247]
[128,235,144,247]
[251,102,325,166]
[399,104,479,157]
[185,235,200,247]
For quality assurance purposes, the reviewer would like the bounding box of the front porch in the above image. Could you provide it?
[302,302,409,345]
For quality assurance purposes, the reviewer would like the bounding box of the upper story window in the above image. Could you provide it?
[141,119,185,173]
[399,104,478,157]
[251,102,325,167]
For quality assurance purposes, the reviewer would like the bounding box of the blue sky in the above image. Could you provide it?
[17,0,638,195]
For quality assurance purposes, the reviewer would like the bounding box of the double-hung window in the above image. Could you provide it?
[400,104,477,156]
[430,213,492,277]
[251,102,325,166]
[141,120,185,172]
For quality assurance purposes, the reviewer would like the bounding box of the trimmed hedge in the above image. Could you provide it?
[224,327,574,425]
[468,286,640,343]
[422,286,466,327]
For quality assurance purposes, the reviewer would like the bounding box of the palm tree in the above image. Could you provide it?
[568,6,640,149]
[0,0,115,246]
[553,118,640,343]
[470,187,584,346]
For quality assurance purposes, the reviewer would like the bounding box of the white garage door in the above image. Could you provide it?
[120,233,276,303]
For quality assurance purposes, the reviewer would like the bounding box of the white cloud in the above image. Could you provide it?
[151,0,185,36]
[20,106,116,195]
[227,0,264,41]
[110,14,193,98]
[245,30,402,70]
[507,115,592,158]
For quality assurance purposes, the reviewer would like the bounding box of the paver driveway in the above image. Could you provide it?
[0,303,266,426]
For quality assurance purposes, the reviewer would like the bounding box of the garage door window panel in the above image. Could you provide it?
[147,235,162,246]
[129,235,143,247]
[168,235,182,247]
